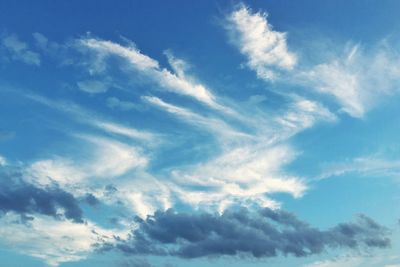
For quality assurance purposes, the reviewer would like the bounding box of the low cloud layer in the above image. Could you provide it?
[0,166,83,223]
[113,207,390,259]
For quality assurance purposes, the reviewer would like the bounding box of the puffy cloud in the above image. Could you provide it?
[0,212,121,266]
[226,5,297,80]
[0,165,83,222]
[112,207,390,259]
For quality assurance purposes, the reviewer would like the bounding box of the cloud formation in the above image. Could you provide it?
[299,44,400,118]
[0,33,41,66]
[227,5,297,80]
[113,207,390,259]
[80,38,228,111]
[0,165,83,222]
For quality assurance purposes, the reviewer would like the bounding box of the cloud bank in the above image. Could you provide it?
[113,207,390,259]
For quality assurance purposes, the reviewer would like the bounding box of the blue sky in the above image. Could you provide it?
[1,1,400,266]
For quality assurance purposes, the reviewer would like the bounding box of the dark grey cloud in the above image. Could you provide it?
[112,207,390,259]
[0,166,83,223]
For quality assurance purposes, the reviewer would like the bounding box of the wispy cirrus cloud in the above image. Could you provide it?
[0,33,41,66]
[79,38,230,112]
[143,95,250,141]
[77,79,110,94]
[106,96,139,111]
[26,93,156,142]
[317,155,400,181]
[170,144,305,211]
[298,43,400,118]
[27,135,148,188]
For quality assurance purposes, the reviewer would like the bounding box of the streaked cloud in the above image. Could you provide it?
[170,145,305,211]
[80,38,227,111]
[318,155,400,181]
[298,43,400,118]
[77,79,109,94]
[106,96,138,111]
[27,136,148,187]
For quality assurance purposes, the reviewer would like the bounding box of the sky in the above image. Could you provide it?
[0,1,400,266]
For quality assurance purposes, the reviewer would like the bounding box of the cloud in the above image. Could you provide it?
[226,5,297,80]
[0,33,41,66]
[0,155,6,166]
[80,38,229,111]
[77,79,109,94]
[27,136,148,187]
[32,32,49,50]
[170,144,305,211]
[107,96,138,111]
[317,155,400,181]
[113,207,390,259]
[0,212,121,266]
[27,94,155,142]
[298,43,400,118]
[143,95,249,140]
[0,165,83,222]
[304,253,400,267]
[276,97,337,136]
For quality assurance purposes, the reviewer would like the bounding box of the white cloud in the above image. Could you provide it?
[93,121,154,141]
[82,135,148,177]
[318,155,400,181]
[170,144,306,211]
[304,257,364,267]
[0,155,6,166]
[0,213,127,266]
[27,136,148,188]
[28,158,86,186]
[164,49,190,79]
[106,96,138,111]
[227,5,297,80]
[32,32,48,50]
[77,79,109,94]
[299,43,400,118]
[143,95,250,140]
[80,38,227,111]
[276,97,337,135]
[1,33,41,66]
